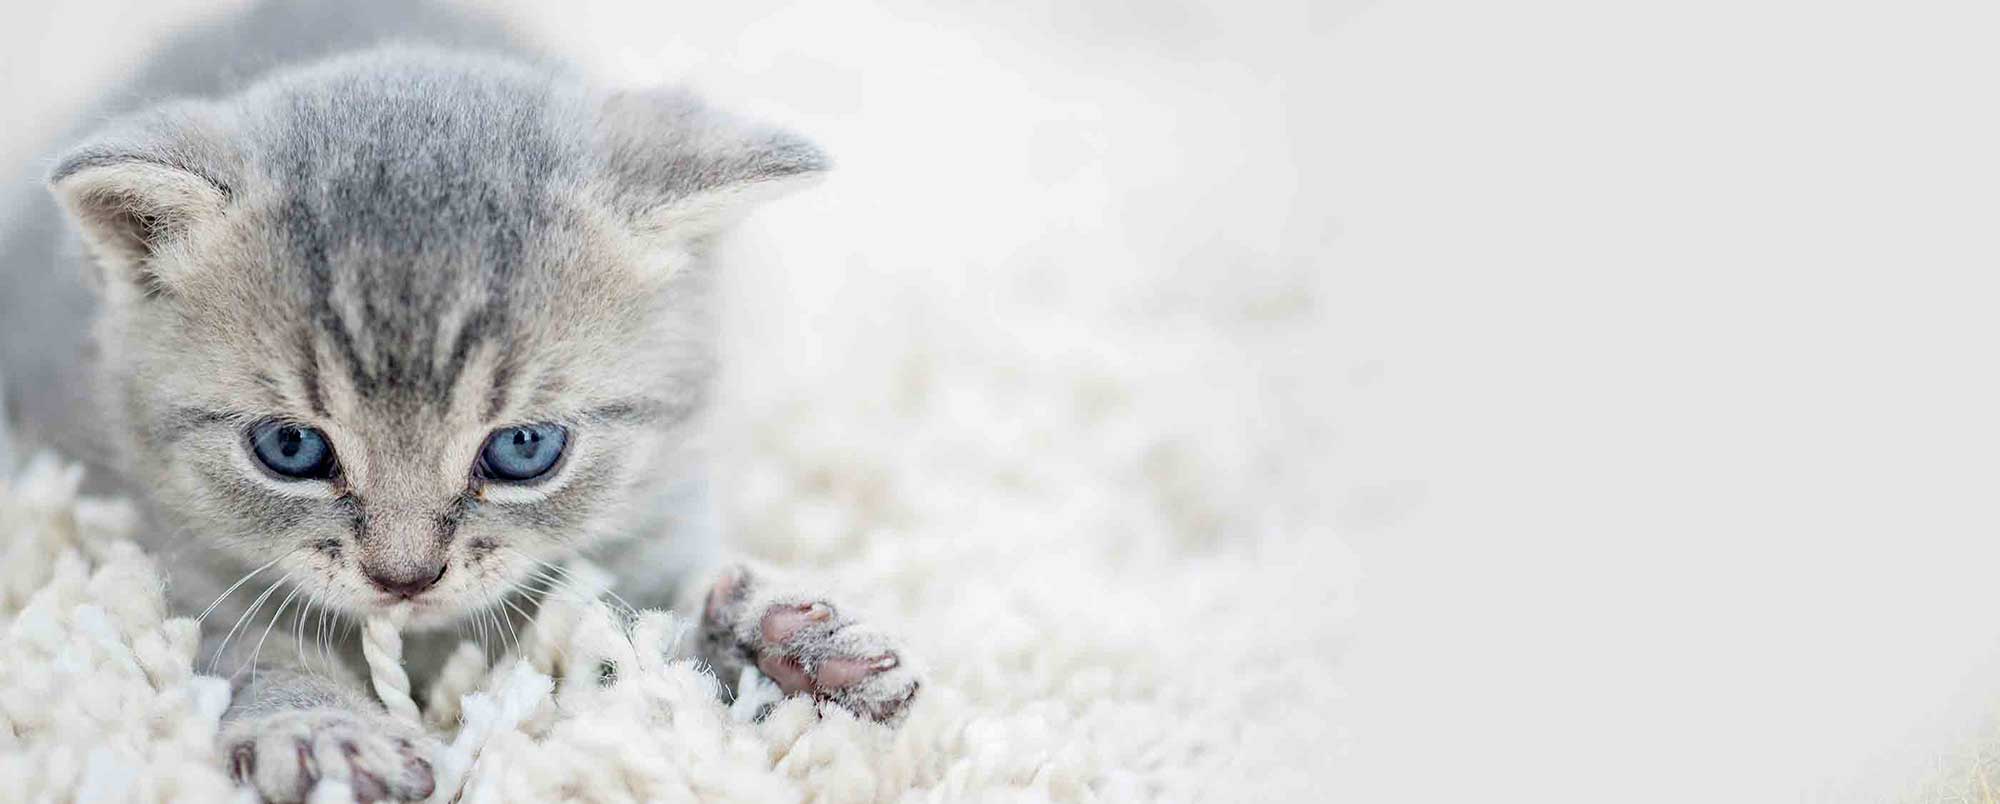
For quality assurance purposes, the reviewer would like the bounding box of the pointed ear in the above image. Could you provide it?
[48,103,238,297]
[594,88,829,241]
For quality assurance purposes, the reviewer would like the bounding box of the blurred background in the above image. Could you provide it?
[6,0,2000,800]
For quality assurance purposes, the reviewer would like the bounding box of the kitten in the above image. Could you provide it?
[0,2,918,800]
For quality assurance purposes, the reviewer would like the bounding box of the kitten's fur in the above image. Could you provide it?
[0,2,917,799]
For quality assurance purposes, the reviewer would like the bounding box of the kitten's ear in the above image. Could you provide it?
[594,88,828,241]
[48,102,238,297]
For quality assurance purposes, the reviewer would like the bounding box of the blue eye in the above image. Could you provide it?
[248,420,336,480]
[478,424,568,482]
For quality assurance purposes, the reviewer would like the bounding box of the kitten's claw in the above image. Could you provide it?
[760,601,833,643]
[700,565,922,723]
[221,707,435,803]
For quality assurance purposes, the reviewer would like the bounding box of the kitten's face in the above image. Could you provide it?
[102,163,705,628]
[49,50,822,628]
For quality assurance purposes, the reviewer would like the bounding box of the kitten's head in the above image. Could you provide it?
[47,48,824,627]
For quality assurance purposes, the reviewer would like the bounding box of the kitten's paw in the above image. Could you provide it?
[221,707,435,803]
[700,564,922,723]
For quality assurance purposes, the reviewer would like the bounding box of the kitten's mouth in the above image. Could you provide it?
[366,596,466,630]
[370,593,447,614]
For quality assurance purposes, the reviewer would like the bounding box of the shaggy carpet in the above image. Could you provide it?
[0,279,1345,802]
[0,2,1344,799]
[0,202,1345,801]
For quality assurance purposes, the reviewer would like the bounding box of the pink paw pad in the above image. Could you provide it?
[760,601,832,643]
[698,567,922,723]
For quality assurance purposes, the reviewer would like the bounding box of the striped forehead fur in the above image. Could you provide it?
[40,42,824,624]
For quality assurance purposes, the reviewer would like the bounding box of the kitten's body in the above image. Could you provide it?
[0,3,915,799]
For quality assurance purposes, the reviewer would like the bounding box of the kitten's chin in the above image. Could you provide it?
[362,597,466,631]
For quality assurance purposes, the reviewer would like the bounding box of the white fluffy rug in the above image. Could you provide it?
[0,2,1345,800]
[0,200,1346,801]
[0,289,1345,802]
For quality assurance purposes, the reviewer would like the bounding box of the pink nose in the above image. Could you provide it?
[366,564,446,599]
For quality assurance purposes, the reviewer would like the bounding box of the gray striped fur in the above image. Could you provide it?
[1,1,824,708]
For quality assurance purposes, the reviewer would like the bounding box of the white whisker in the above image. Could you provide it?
[486,608,508,660]
[211,573,291,675]
[473,598,491,656]
[196,553,287,626]
[316,605,332,668]
[519,552,640,619]
[497,596,529,657]
[522,566,636,620]
[249,583,303,684]
[294,589,314,669]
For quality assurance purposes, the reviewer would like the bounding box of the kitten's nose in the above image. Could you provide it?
[366,564,446,599]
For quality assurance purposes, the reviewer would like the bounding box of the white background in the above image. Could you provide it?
[6,1,2000,800]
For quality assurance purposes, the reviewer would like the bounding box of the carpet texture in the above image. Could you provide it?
[0,267,1346,801]
[0,3,1343,797]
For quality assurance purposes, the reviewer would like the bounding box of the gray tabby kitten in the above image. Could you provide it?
[0,2,918,800]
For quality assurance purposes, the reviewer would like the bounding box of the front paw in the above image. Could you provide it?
[221,707,435,803]
[700,564,922,723]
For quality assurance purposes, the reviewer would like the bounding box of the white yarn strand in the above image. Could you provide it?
[362,613,420,726]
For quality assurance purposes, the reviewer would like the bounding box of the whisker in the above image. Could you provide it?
[523,566,636,620]
[492,584,532,652]
[322,606,343,669]
[497,596,529,658]
[487,608,508,660]
[518,572,587,610]
[196,554,287,626]
[472,598,491,658]
[316,604,331,669]
[473,574,510,660]
[487,577,524,659]
[294,589,313,669]
[507,572,643,656]
[250,583,303,684]
[211,574,290,675]
[525,554,640,619]
[504,548,638,616]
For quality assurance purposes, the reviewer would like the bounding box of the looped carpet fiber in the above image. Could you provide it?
[0,291,1347,801]
[0,0,1347,798]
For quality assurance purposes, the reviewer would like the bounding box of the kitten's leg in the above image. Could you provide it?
[686,562,923,723]
[175,554,437,802]
[207,631,436,803]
